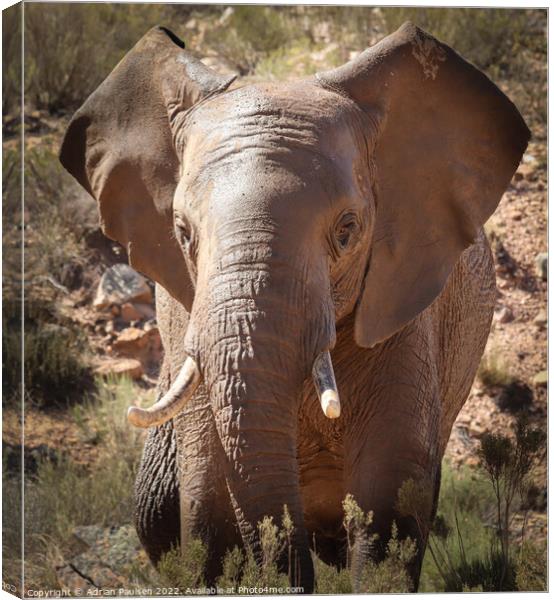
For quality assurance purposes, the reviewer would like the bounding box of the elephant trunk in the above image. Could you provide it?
[184,247,334,591]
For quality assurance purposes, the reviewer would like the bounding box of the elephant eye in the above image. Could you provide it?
[333,212,360,254]
[174,216,192,247]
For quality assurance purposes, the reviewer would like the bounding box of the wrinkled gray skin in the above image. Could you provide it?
[60,23,529,592]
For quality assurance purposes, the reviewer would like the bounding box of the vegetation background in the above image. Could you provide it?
[2,3,547,595]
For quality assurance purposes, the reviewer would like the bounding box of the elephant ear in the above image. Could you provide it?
[59,26,235,311]
[317,21,529,348]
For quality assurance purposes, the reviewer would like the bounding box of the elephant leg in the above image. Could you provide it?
[343,387,441,590]
[175,382,241,585]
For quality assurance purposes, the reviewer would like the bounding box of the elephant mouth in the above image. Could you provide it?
[127,349,340,428]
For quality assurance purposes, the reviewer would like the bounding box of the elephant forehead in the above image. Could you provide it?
[179,82,364,172]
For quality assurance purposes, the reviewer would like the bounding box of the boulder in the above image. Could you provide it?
[94,358,143,380]
[55,525,144,593]
[93,264,152,309]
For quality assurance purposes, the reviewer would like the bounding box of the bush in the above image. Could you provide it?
[2,144,96,407]
[204,7,301,74]
[21,377,151,588]
[478,347,516,388]
[515,542,547,591]
[2,3,22,115]
[381,8,540,73]
[23,4,173,112]
[157,541,207,590]
[414,417,546,592]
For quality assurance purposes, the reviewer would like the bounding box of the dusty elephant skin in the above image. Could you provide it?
[60,22,529,592]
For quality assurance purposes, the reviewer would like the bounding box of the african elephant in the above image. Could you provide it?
[60,22,529,592]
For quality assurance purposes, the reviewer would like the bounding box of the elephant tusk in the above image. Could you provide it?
[127,356,201,428]
[312,350,341,419]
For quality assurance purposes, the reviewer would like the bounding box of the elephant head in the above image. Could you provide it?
[60,23,528,589]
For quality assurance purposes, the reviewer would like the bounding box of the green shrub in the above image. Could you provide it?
[2,144,96,407]
[313,555,352,594]
[204,7,303,74]
[2,463,22,593]
[381,8,540,73]
[24,144,94,288]
[157,541,207,590]
[23,3,172,112]
[515,542,547,591]
[478,349,516,388]
[416,417,546,592]
[22,377,150,578]
[2,3,22,115]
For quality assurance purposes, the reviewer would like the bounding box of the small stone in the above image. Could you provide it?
[495,306,514,324]
[113,326,162,366]
[133,302,156,321]
[514,163,536,181]
[113,327,149,355]
[468,422,486,437]
[533,371,547,387]
[105,320,114,334]
[535,253,547,281]
[533,309,547,328]
[94,358,143,380]
[120,302,143,323]
[93,263,152,309]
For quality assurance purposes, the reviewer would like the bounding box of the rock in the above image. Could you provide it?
[133,302,156,321]
[120,302,143,323]
[533,309,547,328]
[113,327,162,366]
[56,525,144,592]
[495,306,514,324]
[468,421,486,437]
[533,370,547,387]
[93,263,152,309]
[535,253,547,281]
[514,162,536,181]
[495,382,533,412]
[113,327,148,354]
[94,358,143,380]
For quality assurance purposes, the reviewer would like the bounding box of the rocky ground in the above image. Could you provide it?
[445,137,547,543]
